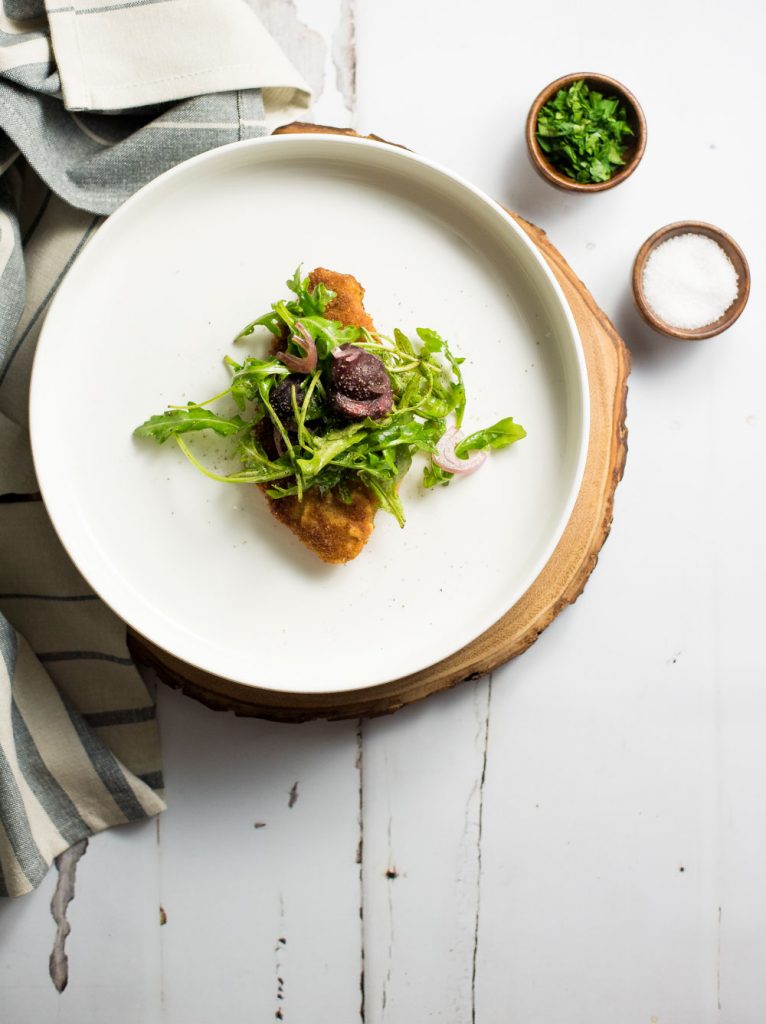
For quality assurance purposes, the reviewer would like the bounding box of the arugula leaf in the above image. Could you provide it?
[286,267,335,316]
[454,417,527,455]
[393,327,416,358]
[235,310,283,339]
[134,408,246,443]
[413,327,466,425]
[228,357,290,407]
[237,436,278,469]
[296,424,366,477]
[361,416,442,453]
[416,326,444,354]
[360,470,406,527]
[175,436,291,484]
[298,316,364,359]
[237,266,336,340]
[422,463,453,489]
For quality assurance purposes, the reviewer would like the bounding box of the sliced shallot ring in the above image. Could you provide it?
[277,322,317,374]
[332,344,362,362]
[432,427,487,475]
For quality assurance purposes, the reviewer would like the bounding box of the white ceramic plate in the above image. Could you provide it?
[30,135,589,693]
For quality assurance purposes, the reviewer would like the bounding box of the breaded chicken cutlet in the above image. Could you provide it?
[261,268,379,565]
[135,264,528,570]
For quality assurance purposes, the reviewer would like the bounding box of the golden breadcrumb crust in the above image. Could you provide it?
[309,267,376,332]
[260,268,378,564]
[264,480,378,565]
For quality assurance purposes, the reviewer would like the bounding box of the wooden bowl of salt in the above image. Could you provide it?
[632,221,750,340]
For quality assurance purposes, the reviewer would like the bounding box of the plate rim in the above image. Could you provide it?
[30,133,590,693]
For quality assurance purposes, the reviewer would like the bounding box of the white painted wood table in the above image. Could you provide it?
[2,1,764,1021]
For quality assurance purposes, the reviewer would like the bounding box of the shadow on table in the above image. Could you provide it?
[612,286,713,370]
[501,139,588,229]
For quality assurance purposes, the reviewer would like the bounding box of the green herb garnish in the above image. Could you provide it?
[134,268,526,527]
[536,79,633,184]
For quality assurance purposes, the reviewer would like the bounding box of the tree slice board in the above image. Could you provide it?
[128,124,630,722]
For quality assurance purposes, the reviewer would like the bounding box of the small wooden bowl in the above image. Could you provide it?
[632,221,750,340]
[526,72,647,193]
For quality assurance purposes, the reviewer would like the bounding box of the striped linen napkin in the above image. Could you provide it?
[0,0,309,897]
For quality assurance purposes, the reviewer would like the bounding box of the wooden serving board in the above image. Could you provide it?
[128,124,630,722]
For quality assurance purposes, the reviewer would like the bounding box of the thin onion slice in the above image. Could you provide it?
[277,322,317,374]
[332,345,362,362]
[432,427,487,475]
[272,426,286,457]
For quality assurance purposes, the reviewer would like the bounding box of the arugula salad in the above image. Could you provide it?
[134,268,526,527]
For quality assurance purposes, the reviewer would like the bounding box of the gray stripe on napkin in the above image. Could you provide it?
[0,622,49,889]
[83,706,157,727]
[59,696,147,822]
[0,614,17,680]
[0,214,99,387]
[47,0,177,14]
[0,744,49,888]
[10,700,91,845]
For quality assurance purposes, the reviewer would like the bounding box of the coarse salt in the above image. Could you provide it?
[642,233,739,330]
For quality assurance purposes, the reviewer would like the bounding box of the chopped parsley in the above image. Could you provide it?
[536,79,633,184]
